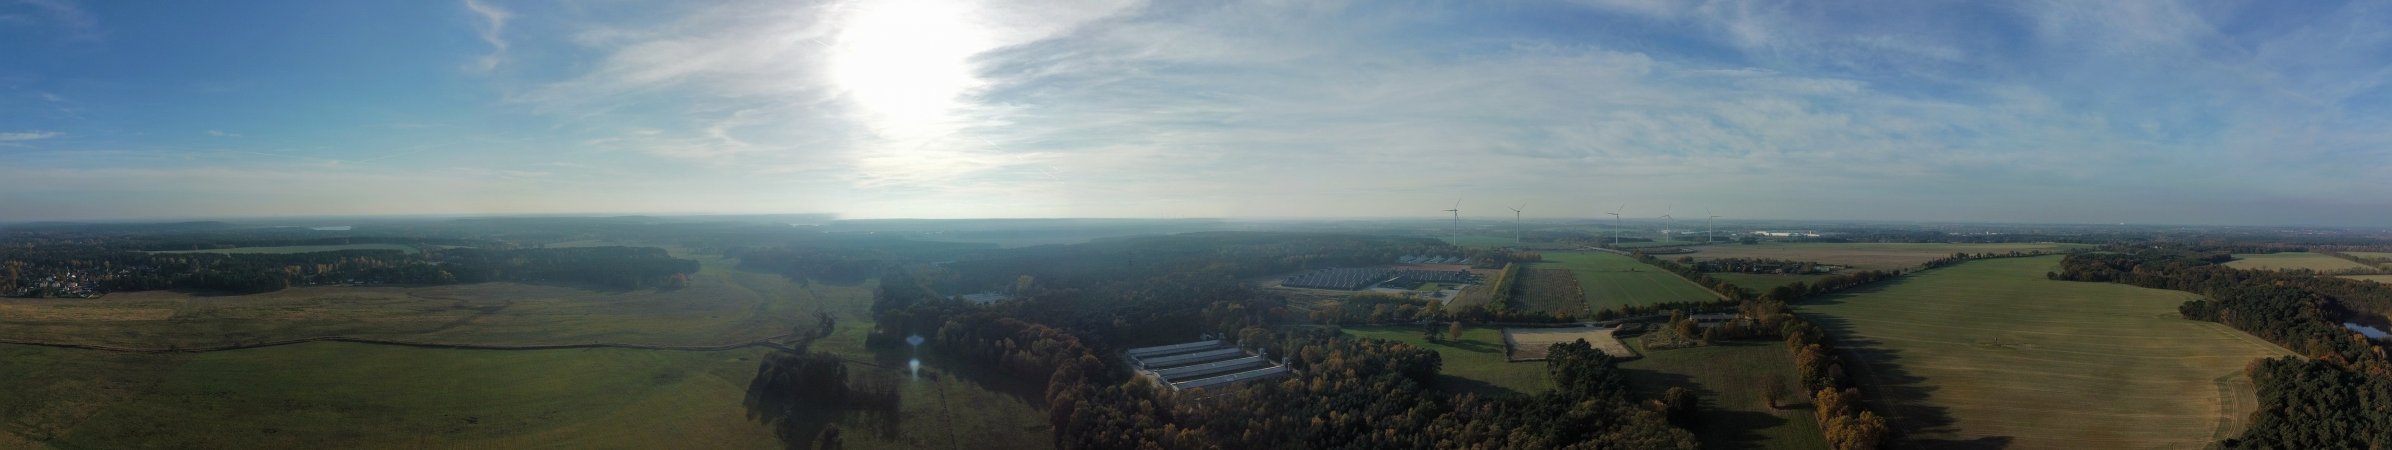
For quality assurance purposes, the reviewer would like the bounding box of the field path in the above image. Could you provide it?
[1796,256,2293,450]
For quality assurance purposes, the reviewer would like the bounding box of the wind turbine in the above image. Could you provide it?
[1443,200,1460,234]
[1659,204,1675,244]
[1705,208,1720,245]
[1508,203,1525,244]
[1605,204,1625,247]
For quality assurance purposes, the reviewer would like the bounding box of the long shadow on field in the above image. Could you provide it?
[1436,375,1524,398]
[1432,338,1505,354]
[1798,289,2009,450]
[1620,366,1791,450]
[745,348,910,450]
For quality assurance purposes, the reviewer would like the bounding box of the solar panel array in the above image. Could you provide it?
[1281,268,1394,290]
[1397,255,1474,265]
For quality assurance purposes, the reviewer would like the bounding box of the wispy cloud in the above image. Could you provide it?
[462,0,510,72]
[4,0,98,39]
[0,130,60,142]
[204,130,240,138]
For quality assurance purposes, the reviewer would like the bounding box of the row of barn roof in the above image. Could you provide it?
[1398,255,1474,265]
[1125,340,1291,392]
[1280,267,1481,290]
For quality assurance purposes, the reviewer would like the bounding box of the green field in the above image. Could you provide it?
[2225,252,2375,272]
[0,250,1052,449]
[145,243,422,255]
[1538,252,1720,312]
[1619,339,1825,450]
[0,254,848,348]
[1344,326,1550,397]
[1683,242,2089,271]
[2342,275,2392,284]
[1703,272,1831,292]
[1795,256,2292,449]
[2348,251,2392,259]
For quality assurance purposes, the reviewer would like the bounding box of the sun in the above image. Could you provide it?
[826,0,992,138]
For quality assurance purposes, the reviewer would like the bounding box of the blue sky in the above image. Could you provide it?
[3,0,2388,225]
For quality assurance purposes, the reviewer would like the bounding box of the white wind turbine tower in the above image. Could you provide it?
[1605,204,1626,247]
[1443,200,1460,234]
[1705,208,1720,245]
[1659,204,1676,244]
[1509,203,1526,244]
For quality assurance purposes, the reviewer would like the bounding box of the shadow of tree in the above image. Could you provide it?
[1795,278,2010,449]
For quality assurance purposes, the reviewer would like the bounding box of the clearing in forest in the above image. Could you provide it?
[1619,339,1825,450]
[2224,252,2374,272]
[1504,326,1632,360]
[1796,256,2293,449]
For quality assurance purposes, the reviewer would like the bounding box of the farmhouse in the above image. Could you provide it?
[1124,340,1293,392]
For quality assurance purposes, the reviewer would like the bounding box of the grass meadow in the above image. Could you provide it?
[2224,252,2376,272]
[0,250,1053,449]
[1618,339,1826,450]
[1537,252,1720,312]
[1794,256,2291,449]
[1343,325,1552,397]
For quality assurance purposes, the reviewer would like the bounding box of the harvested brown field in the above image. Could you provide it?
[1505,326,1633,360]
[1513,268,1586,315]
[1680,242,2089,271]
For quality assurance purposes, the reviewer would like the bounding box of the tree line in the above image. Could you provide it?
[2,245,698,296]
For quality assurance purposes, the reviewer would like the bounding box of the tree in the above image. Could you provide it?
[1662,386,1700,427]
[1447,321,1466,341]
[815,426,844,450]
[1763,380,1789,409]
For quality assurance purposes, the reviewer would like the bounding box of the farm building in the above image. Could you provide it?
[1282,268,1395,290]
[1124,340,1293,392]
[1398,255,1474,265]
[1391,269,1477,284]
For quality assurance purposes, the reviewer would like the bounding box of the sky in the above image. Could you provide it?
[2,0,2389,226]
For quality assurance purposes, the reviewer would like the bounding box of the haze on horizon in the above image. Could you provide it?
[3,0,2388,226]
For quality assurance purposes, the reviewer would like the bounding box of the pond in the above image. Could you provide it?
[2344,322,2391,340]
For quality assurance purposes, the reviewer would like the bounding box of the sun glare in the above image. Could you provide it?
[827,0,990,138]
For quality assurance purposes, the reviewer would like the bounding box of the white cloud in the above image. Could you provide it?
[6,0,97,39]
[204,130,240,138]
[483,0,2392,223]
[463,0,510,72]
[0,130,59,142]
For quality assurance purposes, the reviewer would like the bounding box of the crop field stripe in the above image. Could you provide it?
[1827,316,2269,340]
[1795,256,2291,449]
